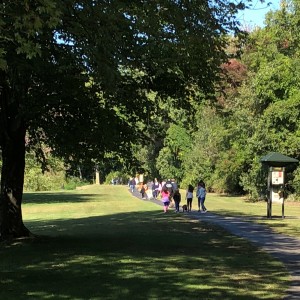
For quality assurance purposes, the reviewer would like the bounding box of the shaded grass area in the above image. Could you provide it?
[0,185,289,299]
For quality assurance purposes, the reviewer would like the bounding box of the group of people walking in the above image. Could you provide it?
[129,177,207,214]
[175,180,207,213]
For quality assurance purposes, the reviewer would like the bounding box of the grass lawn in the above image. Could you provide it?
[204,193,300,237]
[0,185,289,300]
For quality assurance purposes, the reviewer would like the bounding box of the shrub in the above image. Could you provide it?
[105,171,129,185]
[63,176,90,190]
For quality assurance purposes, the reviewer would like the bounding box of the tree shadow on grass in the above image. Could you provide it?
[0,210,288,300]
[23,192,107,204]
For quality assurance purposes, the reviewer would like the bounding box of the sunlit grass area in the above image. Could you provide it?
[205,193,300,237]
[0,185,289,299]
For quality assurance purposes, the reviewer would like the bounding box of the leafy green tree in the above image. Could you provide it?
[178,0,300,198]
[242,93,300,198]
[181,105,226,189]
[156,124,191,181]
[24,152,66,192]
[0,0,244,239]
[292,167,300,196]
[131,91,198,181]
[235,2,300,198]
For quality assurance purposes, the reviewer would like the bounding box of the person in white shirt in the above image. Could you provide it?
[196,181,207,213]
[185,184,194,212]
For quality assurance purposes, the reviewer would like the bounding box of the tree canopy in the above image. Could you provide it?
[0,0,244,239]
[132,1,300,199]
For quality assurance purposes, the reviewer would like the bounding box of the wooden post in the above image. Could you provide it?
[267,169,272,218]
[95,171,99,184]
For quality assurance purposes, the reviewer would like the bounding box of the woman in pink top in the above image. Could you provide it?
[161,186,170,213]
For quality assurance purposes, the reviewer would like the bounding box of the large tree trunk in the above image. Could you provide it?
[0,84,30,240]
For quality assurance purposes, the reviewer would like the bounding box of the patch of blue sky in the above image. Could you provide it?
[236,0,281,29]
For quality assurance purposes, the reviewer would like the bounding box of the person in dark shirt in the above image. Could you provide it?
[173,189,181,213]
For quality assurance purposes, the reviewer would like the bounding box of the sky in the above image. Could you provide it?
[237,0,281,28]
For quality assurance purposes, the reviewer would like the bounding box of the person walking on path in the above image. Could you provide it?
[152,178,160,199]
[140,182,147,199]
[129,177,136,193]
[173,189,181,213]
[196,181,207,213]
[164,179,175,207]
[185,184,194,212]
[161,186,171,213]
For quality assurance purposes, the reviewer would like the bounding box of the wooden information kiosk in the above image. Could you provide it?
[260,152,298,219]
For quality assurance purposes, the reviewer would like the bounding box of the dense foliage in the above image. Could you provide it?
[132,1,300,199]
[1,0,244,239]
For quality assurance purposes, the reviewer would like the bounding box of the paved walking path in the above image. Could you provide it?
[131,189,300,299]
[189,212,300,300]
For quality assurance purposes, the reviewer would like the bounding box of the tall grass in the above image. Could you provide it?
[0,185,289,299]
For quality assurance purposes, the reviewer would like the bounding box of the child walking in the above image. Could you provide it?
[161,186,170,213]
[140,182,147,199]
[185,184,194,212]
[173,189,181,213]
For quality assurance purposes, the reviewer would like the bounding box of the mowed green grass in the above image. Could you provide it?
[0,185,289,300]
[204,193,300,237]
